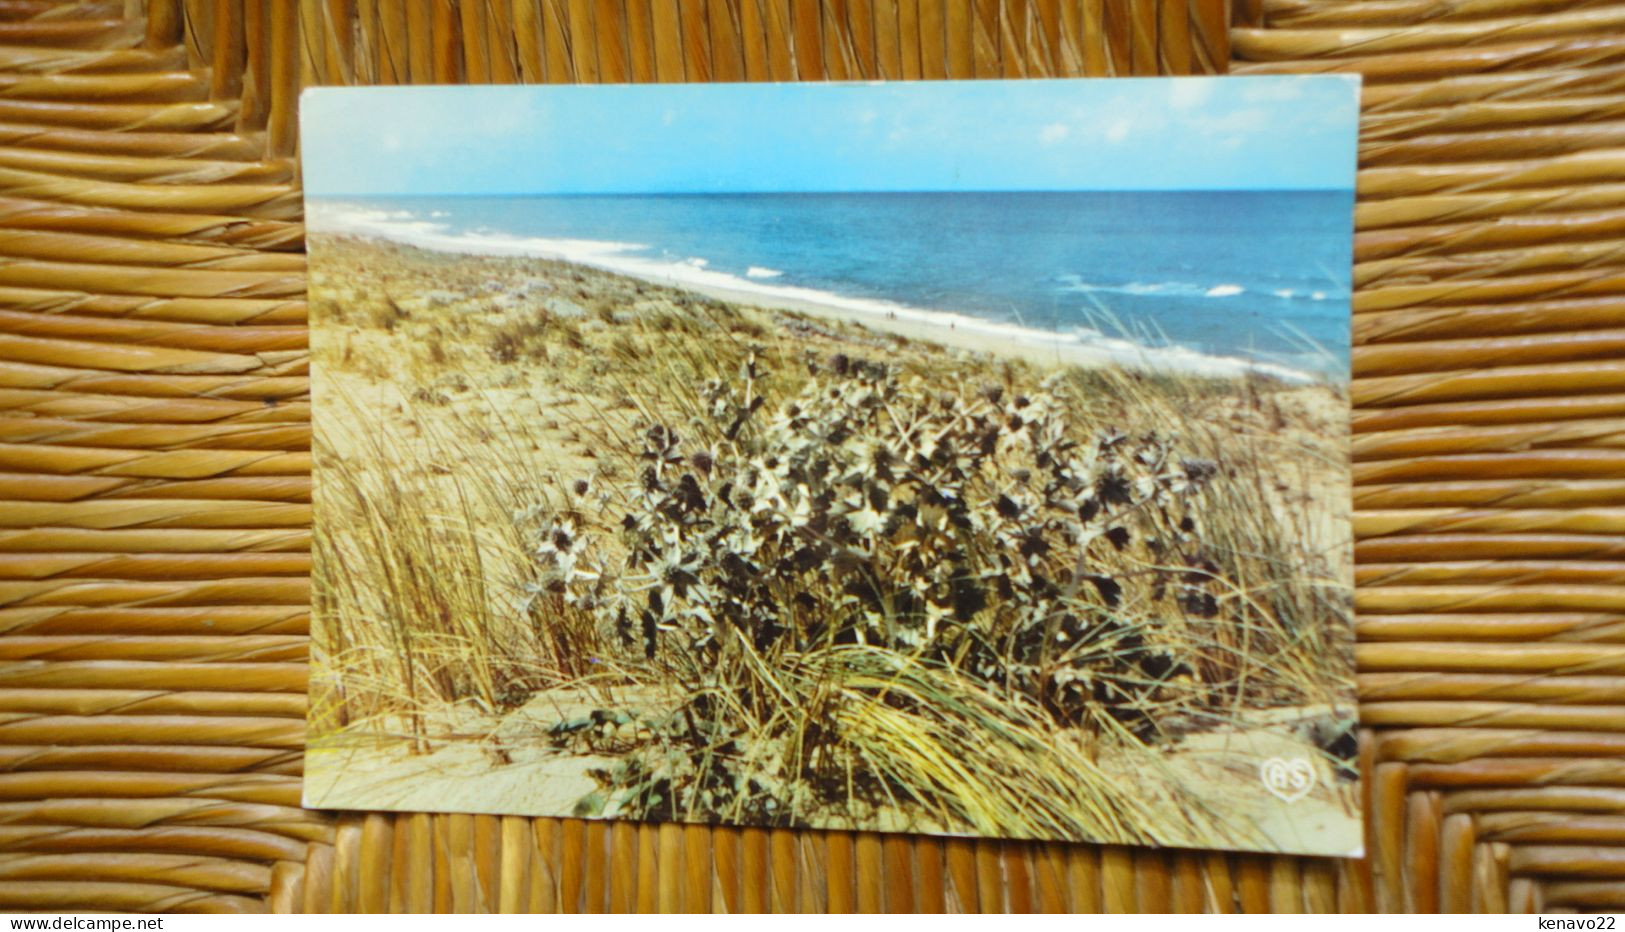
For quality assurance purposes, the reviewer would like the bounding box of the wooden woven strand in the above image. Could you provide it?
[0,6,328,915]
[250,0,1227,95]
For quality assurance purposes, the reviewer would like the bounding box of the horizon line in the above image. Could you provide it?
[308,187,1355,198]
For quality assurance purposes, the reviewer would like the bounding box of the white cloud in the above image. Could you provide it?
[1194,108,1270,135]
[1038,122,1069,144]
[1241,77,1306,103]
[1169,79,1213,110]
[1104,120,1131,144]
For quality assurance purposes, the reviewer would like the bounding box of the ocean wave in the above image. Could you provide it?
[1060,275,1344,303]
[1060,278,1210,298]
[307,202,649,261]
[309,201,1322,383]
[747,266,784,279]
[1061,277,1247,299]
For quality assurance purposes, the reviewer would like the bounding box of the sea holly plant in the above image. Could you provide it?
[528,351,1255,823]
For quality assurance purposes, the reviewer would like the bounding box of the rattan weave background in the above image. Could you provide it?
[0,0,1620,913]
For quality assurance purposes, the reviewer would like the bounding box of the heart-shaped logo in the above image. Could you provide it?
[1259,756,1317,803]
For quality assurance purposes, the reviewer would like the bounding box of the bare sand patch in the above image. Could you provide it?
[306,233,1357,853]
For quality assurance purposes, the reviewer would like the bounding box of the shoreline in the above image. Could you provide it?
[597,268,1321,382]
[307,211,1331,384]
[308,229,1357,856]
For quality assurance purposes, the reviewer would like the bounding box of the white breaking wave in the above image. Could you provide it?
[309,201,1320,383]
[1060,277,1258,301]
[1062,277,1349,305]
[308,204,650,263]
[1060,278,1194,297]
[746,266,783,279]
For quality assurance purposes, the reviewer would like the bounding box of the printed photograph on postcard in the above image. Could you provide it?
[302,77,1362,856]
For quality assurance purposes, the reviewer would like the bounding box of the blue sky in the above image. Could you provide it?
[302,77,1360,196]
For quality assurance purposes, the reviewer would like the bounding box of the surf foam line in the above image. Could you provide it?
[1059,277,1344,303]
[310,202,1323,383]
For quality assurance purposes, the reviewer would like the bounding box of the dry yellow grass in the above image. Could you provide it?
[307,234,1358,853]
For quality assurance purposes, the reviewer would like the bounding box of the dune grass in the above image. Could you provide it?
[308,235,1353,847]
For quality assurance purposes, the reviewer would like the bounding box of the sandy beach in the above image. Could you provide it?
[306,206,1330,384]
[308,689,1361,856]
[639,274,1314,379]
[307,231,1356,852]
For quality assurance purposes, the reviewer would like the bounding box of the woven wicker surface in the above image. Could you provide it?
[0,0,1620,913]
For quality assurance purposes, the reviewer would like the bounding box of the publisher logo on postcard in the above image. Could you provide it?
[300,77,1362,857]
[1261,757,1318,803]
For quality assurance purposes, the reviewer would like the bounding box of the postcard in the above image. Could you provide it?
[302,77,1362,856]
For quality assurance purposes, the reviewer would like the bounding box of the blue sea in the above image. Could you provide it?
[309,191,1353,379]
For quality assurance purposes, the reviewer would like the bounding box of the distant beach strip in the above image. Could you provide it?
[309,199,1342,384]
